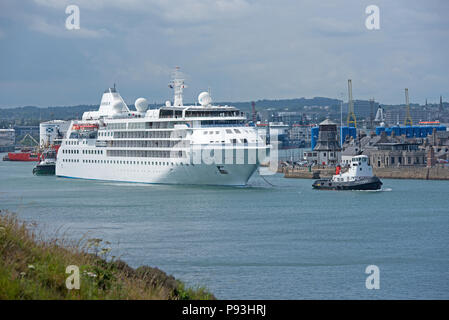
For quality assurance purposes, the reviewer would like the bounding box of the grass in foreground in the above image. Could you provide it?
[0,210,214,300]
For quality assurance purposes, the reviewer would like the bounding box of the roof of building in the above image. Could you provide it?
[341,146,361,156]
[319,119,337,126]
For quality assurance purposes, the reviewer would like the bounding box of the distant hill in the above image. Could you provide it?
[4,96,439,128]
[0,105,98,126]
[220,97,342,112]
[0,97,342,125]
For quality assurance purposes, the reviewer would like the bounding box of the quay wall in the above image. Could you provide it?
[373,166,449,180]
[283,166,449,180]
[284,167,334,179]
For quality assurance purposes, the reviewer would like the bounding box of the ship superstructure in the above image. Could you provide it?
[56,70,269,185]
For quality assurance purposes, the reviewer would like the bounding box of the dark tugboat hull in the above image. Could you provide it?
[312,176,382,191]
[33,164,56,175]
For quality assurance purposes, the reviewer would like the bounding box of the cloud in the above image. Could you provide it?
[1,0,448,106]
[33,0,251,23]
[29,15,111,38]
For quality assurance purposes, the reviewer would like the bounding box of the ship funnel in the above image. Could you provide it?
[98,87,130,116]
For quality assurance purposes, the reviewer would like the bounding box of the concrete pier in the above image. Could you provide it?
[283,165,449,180]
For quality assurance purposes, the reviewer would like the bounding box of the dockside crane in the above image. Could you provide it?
[251,101,257,123]
[347,79,357,127]
[404,88,413,126]
[19,133,39,146]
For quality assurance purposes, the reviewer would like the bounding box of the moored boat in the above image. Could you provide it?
[6,151,40,161]
[33,149,56,175]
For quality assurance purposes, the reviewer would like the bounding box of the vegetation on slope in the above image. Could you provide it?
[0,211,214,300]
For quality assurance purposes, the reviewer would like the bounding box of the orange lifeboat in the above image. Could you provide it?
[72,124,99,131]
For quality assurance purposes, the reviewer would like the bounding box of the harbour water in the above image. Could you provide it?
[1,155,448,299]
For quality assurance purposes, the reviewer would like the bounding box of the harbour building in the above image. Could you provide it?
[304,119,341,165]
[0,129,15,152]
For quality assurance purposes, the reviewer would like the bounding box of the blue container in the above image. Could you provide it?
[340,126,357,146]
[412,126,420,137]
[311,127,319,150]
[419,127,426,137]
[385,128,392,136]
[405,126,413,138]
[349,127,357,140]
[376,127,385,135]
[437,126,446,132]
[392,126,401,136]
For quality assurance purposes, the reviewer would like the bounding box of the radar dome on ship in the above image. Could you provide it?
[198,91,212,106]
[135,98,149,112]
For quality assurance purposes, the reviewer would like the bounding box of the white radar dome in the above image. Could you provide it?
[165,100,171,107]
[112,100,126,113]
[198,91,212,106]
[135,97,148,112]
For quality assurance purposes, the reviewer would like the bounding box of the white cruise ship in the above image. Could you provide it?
[56,69,270,186]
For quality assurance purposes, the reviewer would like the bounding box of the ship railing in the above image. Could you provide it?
[95,141,107,147]
[200,124,245,128]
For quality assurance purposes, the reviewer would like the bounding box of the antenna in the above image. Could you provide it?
[404,88,413,126]
[168,66,186,107]
[347,79,357,127]
[369,98,374,129]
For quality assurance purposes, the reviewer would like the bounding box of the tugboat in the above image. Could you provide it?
[32,149,56,175]
[312,155,382,190]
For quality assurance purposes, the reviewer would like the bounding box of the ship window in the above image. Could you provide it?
[226,129,232,134]
[234,129,241,134]
[203,131,208,135]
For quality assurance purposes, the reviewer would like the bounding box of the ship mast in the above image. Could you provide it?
[168,66,186,107]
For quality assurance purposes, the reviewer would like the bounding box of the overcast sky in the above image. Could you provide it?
[0,0,448,107]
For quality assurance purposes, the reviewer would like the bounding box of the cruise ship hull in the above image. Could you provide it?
[56,162,259,186]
